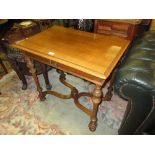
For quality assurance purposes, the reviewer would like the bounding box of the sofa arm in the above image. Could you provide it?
[114,31,155,134]
[115,83,154,134]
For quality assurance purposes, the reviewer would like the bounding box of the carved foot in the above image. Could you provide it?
[88,120,97,132]
[22,84,27,90]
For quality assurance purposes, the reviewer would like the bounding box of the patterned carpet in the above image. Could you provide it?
[0,69,127,135]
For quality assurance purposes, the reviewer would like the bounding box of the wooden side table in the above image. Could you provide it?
[94,19,142,40]
[12,26,130,131]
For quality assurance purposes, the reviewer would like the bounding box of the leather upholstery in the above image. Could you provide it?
[114,31,155,134]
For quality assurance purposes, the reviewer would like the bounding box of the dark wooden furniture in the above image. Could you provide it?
[12,26,130,131]
[32,19,54,31]
[94,19,142,40]
[0,57,8,74]
[1,20,52,90]
[63,19,93,32]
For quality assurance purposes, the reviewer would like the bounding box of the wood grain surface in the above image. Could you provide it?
[12,26,130,83]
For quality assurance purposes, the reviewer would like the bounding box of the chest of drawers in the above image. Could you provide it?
[94,19,142,40]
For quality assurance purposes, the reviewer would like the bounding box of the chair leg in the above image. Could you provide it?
[9,59,27,90]
[0,58,8,74]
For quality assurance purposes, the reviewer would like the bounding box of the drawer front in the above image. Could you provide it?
[50,60,58,68]
[96,20,130,38]
[112,23,129,31]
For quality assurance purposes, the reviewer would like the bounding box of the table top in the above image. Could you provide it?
[13,26,130,84]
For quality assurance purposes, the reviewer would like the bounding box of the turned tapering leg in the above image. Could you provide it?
[89,85,102,131]
[25,56,45,101]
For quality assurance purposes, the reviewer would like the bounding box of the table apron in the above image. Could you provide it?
[24,52,105,86]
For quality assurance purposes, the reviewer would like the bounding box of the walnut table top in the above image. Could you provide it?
[13,26,130,85]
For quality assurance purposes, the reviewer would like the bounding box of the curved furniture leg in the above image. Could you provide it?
[25,56,45,101]
[89,85,102,131]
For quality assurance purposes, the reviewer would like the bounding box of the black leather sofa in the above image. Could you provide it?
[114,31,155,135]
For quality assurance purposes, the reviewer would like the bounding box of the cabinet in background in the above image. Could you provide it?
[94,19,142,40]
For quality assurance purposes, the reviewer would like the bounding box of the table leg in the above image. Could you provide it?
[103,69,116,101]
[41,64,52,90]
[89,85,102,131]
[25,56,45,101]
